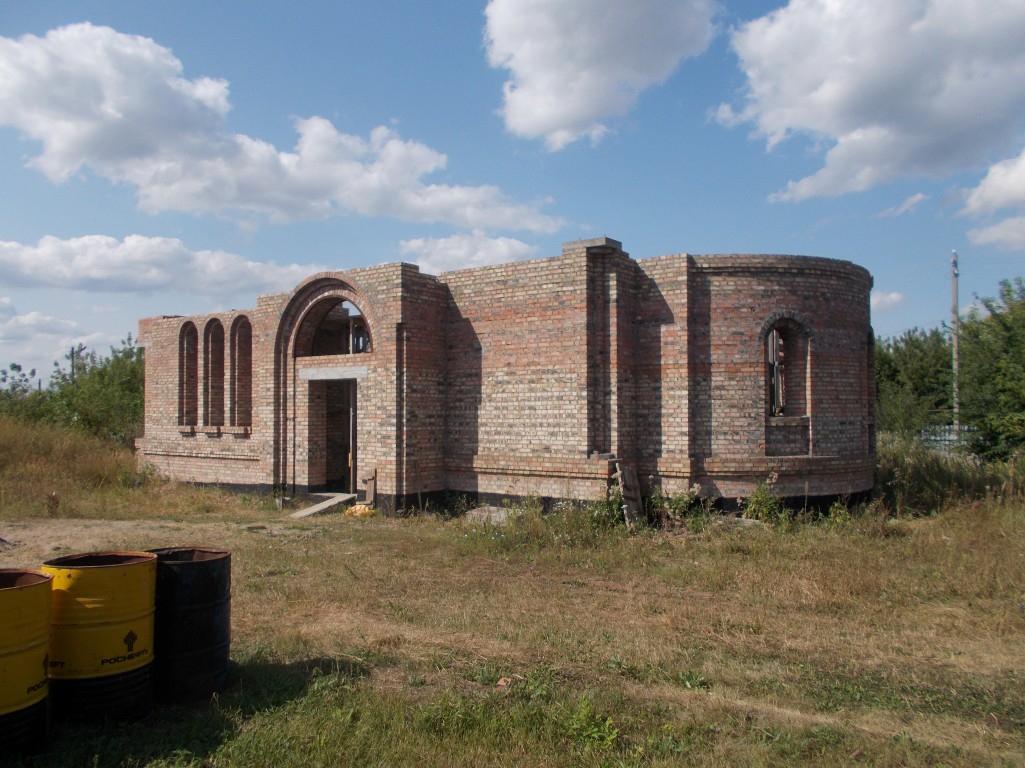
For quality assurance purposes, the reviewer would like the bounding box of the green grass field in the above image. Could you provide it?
[2,419,1023,766]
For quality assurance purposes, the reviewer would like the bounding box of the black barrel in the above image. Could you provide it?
[149,547,231,703]
[48,666,154,723]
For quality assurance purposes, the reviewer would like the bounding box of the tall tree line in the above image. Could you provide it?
[876,277,1025,459]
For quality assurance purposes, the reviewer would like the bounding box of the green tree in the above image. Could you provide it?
[960,278,1025,458]
[0,337,144,446]
[875,328,952,435]
[0,362,37,398]
[47,337,145,445]
[0,363,54,422]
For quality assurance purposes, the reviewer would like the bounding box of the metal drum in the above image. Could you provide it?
[149,547,231,702]
[0,569,51,755]
[42,552,156,722]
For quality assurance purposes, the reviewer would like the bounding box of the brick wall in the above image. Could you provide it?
[137,307,274,487]
[138,238,874,509]
[633,253,693,485]
[439,243,599,501]
[686,255,874,499]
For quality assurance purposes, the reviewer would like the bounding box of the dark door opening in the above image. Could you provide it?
[324,379,357,492]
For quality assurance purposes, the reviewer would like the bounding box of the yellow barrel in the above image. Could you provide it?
[42,552,156,722]
[0,569,51,754]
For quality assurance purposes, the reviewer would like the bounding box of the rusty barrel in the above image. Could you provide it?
[149,547,231,702]
[42,552,156,722]
[0,569,51,755]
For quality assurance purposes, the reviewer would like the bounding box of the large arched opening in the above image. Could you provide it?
[273,277,376,494]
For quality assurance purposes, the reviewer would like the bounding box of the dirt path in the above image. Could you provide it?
[0,518,249,569]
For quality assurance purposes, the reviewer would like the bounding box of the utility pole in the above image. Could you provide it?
[951,250,960,437]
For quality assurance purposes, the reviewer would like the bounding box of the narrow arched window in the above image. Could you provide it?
[204,319,225,427]
[178,322,198,426]
[230,316,252,427]
[768,328,785,416]
[766,321,808,418]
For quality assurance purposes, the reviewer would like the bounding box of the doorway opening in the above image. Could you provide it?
[309,379,357,493]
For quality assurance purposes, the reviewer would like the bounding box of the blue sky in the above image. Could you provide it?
[1,0,1023,378]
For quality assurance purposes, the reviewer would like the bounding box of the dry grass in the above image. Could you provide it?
[2,419,1024,766]
[0,419,135,507]
[0,418,276,521]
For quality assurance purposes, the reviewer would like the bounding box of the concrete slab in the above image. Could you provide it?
[464,506,513,526]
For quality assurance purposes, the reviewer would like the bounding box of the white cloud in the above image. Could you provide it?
[961,146,1025,249]
[967,216,1025,250]
[719,0,1025,201]
[1,298,77,343]
[0,297,122,375]
[877,192,928,219]
[963,148,1025,215]
[485,0,716,150]
[871,290,905,313]
[0,234,328,296]
[0,23,561,232]
[0,309,77,343]
[0,298,81,372]
[399,231,538,274]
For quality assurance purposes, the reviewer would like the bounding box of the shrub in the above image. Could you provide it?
[742,473,789,525]
[822,499,852,530]
[0,338,144,446]
[648,482,710,532]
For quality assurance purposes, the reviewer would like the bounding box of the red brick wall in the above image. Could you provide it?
[633,254,693,485]
[137,307,272,486]
[396,267,449,498]
[280,265,406,497]
[138,238,874,508]
[439,244,598,501]
[687,255,874,499]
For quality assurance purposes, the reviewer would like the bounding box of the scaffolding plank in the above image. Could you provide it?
[288,493,356,519]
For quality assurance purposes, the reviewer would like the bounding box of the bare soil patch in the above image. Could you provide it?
[0,518,250,568]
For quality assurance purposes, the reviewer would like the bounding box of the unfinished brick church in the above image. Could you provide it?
[137,237,875,511]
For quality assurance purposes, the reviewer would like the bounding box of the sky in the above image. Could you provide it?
[1,0,1023,380]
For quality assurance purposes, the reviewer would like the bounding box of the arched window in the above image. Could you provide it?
[766,320,808,418]
[178,322,198,426]
[204,319,225,427]
[295,299,371,357]
[230,316,252,427]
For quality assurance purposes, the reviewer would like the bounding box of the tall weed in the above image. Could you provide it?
[460,497,632,560]
[0,416,267,520]
[741,473,790,525]
[875,432,1020,514]
[0,417,142,514]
